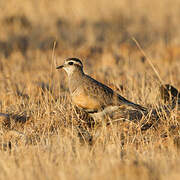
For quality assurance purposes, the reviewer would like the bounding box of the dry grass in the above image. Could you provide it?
[0,0,180,179]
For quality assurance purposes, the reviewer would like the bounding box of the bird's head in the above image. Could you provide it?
[56,58,83,76]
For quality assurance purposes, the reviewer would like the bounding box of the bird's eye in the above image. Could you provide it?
[68,62,74,65]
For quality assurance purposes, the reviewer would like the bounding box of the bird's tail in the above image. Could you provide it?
[128,102,147,112]
[118,95,147,112]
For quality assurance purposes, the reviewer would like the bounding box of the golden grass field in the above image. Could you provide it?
[0,0,180,179]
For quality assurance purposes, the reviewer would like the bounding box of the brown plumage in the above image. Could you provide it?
[57,58,147,120]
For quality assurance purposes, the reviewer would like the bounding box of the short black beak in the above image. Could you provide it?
[56,65,64,69]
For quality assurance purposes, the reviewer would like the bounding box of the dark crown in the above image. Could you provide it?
[66,58,83,66]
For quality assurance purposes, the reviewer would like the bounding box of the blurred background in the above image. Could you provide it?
[1,0,180,60]
[0,2,180,180]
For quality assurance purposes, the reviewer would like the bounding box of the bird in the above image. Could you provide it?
[56,58,147,120]
[159,84,180,110]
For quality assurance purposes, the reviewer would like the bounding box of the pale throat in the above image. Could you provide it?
[66,68,84,94]
[63,67,76,76]
[64,66,84,77]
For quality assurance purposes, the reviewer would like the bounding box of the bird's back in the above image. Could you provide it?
[81,74,147,112]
